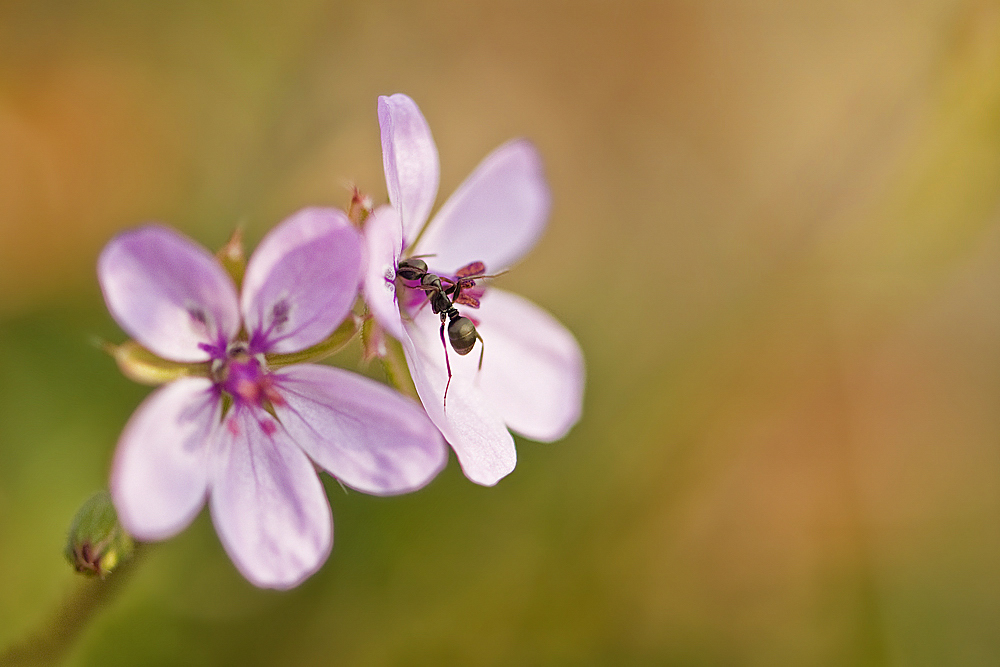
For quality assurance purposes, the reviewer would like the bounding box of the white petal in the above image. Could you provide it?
[241,208,362,354]
[402,306,515,486]
[209,406,332,589]
[362,205,406,341]
[274,364,446,495]
[412,140,551,275]
[379,94,440,244]
[98,226,240,362]
[110,378,217,541]
[473,289,584,441]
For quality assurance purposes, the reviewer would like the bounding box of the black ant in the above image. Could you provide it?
[396,257,497,408]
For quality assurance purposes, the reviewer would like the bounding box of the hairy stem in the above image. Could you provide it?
[0,548,145,666]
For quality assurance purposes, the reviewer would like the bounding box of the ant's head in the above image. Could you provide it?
[396,258,428,281]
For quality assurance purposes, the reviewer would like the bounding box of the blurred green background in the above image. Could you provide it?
[3,0,1000,664]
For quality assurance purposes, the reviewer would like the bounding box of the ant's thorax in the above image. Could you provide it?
[394,262,487,318]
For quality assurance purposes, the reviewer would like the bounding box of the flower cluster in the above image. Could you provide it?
[97,94,584,588]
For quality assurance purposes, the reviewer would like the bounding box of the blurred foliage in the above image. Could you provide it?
[3,0,1000,665]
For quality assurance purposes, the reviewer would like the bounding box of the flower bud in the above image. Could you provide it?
[65,491,134,578]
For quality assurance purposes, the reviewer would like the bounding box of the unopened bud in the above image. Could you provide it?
[65,491,134,578]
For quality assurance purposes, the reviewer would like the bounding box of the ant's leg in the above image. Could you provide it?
[476,333,485,371]
[439,319,454,410]
[443,279,460,301]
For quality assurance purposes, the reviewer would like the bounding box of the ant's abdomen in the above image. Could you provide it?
[448,317,478,355]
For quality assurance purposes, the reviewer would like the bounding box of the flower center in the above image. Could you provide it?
[214,347,284,409]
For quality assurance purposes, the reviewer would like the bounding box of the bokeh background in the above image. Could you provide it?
[3,0,1000,664]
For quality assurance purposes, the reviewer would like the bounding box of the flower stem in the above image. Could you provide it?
[0,547,145,666]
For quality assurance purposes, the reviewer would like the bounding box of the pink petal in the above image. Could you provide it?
[274,364,446,495]
[401,305,516,486]
[473,289,584,441]
[209,406,332,589]
[362,205,406,341]
[241,208,362,355]
[379,94,440,245]
[98,226,240,362]
[412,140,551,275]
[110,378,217,541]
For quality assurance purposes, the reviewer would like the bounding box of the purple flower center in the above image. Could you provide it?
[214,350,284,409]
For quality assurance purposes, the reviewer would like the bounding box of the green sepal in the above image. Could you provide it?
[360,314,386,362]
[379,334,418,400]
[266,315,360,367]
[216,227,247,288]
[103,340,210,386]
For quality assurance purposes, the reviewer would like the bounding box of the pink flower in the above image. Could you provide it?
[363,94,585,486]
[99,208,446,589]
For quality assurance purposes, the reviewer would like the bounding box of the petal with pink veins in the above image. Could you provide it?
[209,406,332,590]
[362,205,406,341]
[110,378,217,541]
[402,306,515,486]
[379,94,440,245]
[242,208,362,355]
[274,364,446,495]
[98,226,240,362]
[413,139,551,275]
[472,289,584,441]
